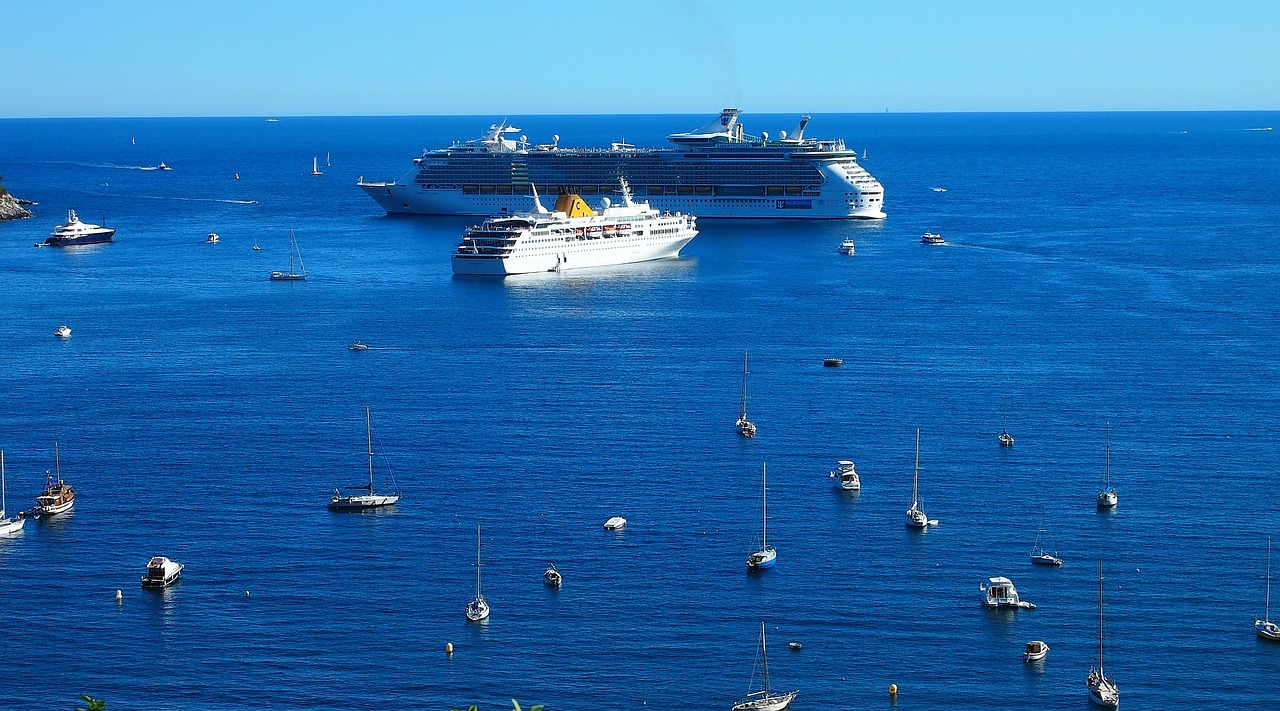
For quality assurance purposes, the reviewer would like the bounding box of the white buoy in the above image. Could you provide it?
[445,642,454,656]
[115,589,122,602]
[245,590,250,597]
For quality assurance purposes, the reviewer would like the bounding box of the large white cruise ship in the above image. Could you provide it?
[360,109,885,220]
[451,179,697,276]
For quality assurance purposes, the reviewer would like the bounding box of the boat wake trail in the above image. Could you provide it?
[56,161,166,171]
[115,194,258,205]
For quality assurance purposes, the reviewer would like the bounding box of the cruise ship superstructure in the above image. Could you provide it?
[451,179,697,275]
[360,109,885,220]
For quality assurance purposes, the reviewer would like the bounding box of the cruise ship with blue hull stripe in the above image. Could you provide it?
[358,109,886,220]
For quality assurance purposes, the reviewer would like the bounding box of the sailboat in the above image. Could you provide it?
[736,351,757,438]
[1258,537,1279,641]
[1097,423,1118,508]
[0,451,25,536]
[732,621,798,711]
[269,228,307,281]
[328,408,401,510]
[1030,520,1063,566]
[747,462,776,569]
[325,151,331,167]
[905,429,932,528]
[1086,560,1120,708]
[310,156,323,176]
[466,524,490,621]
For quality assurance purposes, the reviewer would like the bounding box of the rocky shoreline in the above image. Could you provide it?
[0,192,35,220]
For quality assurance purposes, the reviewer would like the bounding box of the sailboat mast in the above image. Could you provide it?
[1267,538,1273,622]
[760,621,771,695]
[1098,559,1106,675]
[741,351,749,419]
[366,407,374,490]
[1,450,7,516]
[1105,422,1111,488]
[913,429,921,507]
[762,461,768,548]
[54,440,61,483]
[476,524,483,596]
[288,229,296,274]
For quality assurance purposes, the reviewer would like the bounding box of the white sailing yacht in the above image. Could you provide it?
[1030,523,1063,566]
[736,351,757,438]
[0,451,25,536]
[1258,537,1279,641]
[325,152,331,168]
[1087,560,1120,708]
[1097,423,1118,508]
[732,621,798,711]
[310,156,323,176]
[328,408,401,510]
[905,429,931,528]
[747,462,776,570]
[466,524,490,621]
[269,228,307,281]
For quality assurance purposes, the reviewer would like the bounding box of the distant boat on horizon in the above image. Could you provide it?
[310,156,323,176]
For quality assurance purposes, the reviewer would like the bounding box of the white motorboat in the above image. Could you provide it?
[981,576,1036,609]
[0,451,25,536]
[747,462,776,570]
[158,162,172,171]
[920,230,945,245]
[269,228,307,281]
[45,210,116,247]
[141,556,184,588]
[348,341,370,351]
[1258,537,1279,642]
[54,325,71,339]
[736,351,757,438]
[1097,423,1118,508]
[1087,560,1120,708]
[905,429,933,528]
[544,563,562,588]
[329,408,401,510]
[466,524,490,621]
[999,429,1015,447]
[1024,640,1050,662]
[837,238,856,255]
[34,441,75,516]
[828,460,860,491]
[206,232,220,243]
[732,622,798,711]
[603,516,627,530]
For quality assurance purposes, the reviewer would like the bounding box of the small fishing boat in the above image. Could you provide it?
[1087,561,1120,707]
[837,238,856,255]
[269,228,307,281]
[603,516,627,530]
[54,325,71,339]
[465,524,489,622]
[1097,423,1118,508]
[206,232,220,244]
[828,460,860,491]
[905,429,934,528]
[544,563,562,588]
[1024,640,1050,662]
[328,408,401,510]
[746,462,776,570]
[822,357,843,367]
[736,351,757,438]
[921,230,945,245]
[141,556,184,588]
[34,442,75,516]
[981,576,1036,609]
[732,622,798,711]
[0,451,25,536]
[999,429,1015,447]
[1258,537,1279,641]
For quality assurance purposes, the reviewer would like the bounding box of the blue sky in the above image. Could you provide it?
[4,0,1279,117]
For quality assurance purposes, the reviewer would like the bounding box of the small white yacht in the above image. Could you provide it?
[999,430,1015,447]
[981,577,1036,609]
[466,524,490,622]
[746,462,776,570]
[828,460,860,491]
[141,556,184,588]
[603,516,627,530]
[905,429,934,528]
[544,563,562,588]
[329,408,401,510]
[54,325,71,339]
[921,230,945,245]
[1087,561,1120,708]
[0,451,26,536]
[269,228,307,281]
[206,232,220,244]
[732,622,798,711]
[44,210,115,246]
[837,238,856,255]
[1024,640,1050,662]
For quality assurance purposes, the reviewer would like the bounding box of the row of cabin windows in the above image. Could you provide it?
[459,184,812,197]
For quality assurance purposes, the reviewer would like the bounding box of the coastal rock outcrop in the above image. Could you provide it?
[0,184,34,220]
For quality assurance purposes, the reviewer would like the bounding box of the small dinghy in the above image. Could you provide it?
[1024,640,1050,662]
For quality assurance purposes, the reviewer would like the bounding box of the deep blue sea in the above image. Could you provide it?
[1,111,1279,710]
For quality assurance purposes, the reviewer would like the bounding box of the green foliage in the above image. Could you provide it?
[0,175,8,197]
[449,701,542,711]
[75,695,106,711]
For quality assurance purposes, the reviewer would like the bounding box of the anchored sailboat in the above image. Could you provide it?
[905,429,932,528]
[0,451,25,536]
[1097,423,1118,508]
[732,621,798,711]
[747,462,776,569]
[1086,560,1120,708]
[310,156,323,176]
[269,228,307,281]
[466,524,490,621]
[736,351,757,438]
[328,408,401,510]
[1258,537,1279,641]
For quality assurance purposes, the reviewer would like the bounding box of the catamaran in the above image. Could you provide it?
[736,351,757,438]
[746,462,776,570]
[328,408,401,510]
[732,621,798,711]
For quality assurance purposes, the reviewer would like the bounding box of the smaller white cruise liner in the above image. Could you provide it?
[451,179,697,276]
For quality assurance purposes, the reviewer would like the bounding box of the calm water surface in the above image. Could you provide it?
[1,112,1278,710]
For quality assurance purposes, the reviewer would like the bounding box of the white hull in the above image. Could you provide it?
[329,493,400,509]
[362,182,884,220]
[453,232,694,276]
[732,690,798,711]
[36,499,73,515]
[0,517,24,535]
